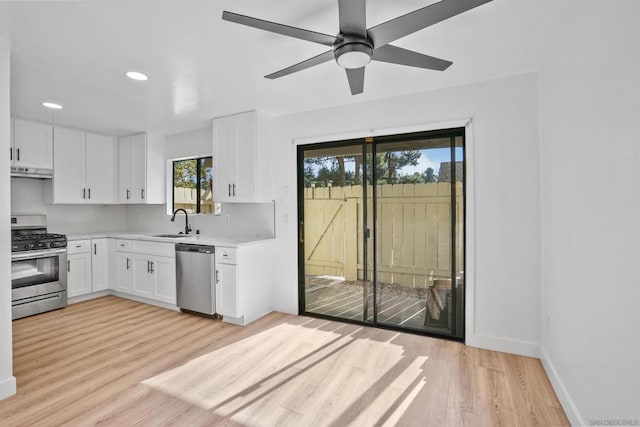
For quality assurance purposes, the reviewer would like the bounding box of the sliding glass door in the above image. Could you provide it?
[298,129,465,339]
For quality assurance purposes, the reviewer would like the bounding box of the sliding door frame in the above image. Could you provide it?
[296,121,472,342]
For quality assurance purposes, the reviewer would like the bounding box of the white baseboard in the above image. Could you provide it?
[109,291,179,312]
[540,345,584,426]
[466,333,540,358]
[0,376,16,400]
[68,290,110,304]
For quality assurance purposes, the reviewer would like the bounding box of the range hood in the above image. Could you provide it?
[11,166,53,179]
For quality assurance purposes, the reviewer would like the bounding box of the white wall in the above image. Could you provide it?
[270,73,542,356]
[539,1,640,424]
[0,37,16,400]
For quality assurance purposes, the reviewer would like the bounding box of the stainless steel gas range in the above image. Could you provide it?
[11,215,68,320]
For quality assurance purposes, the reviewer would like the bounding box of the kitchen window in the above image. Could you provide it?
[172,156,213,214]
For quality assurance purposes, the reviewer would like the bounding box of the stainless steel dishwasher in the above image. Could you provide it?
[176,243,216,315]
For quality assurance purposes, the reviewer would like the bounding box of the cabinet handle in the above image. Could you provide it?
[215,269,220,284]
[94,244,97,255]
[83,188,86,199]
[16,148,20,161]
[150,261,154,274]
[141,188,145,199]
[232,184,236,197]
[228,184,231,197]
[126,189,130,200]
[88,188,91,200]
[147,261,150,273]
[126,258,130,270]
[67,260,70,272]
[9,147,12,161]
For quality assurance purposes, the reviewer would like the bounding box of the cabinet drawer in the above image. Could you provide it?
[216,247,236,264]
[115,239,133,252]
[131,240,175,258]
[67,240,91,254]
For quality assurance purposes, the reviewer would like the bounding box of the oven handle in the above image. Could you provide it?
[12,293,62,307]
[11,248,67,260]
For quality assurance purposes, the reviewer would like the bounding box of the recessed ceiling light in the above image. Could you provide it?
[126,71,148,81]
[42,102,63,110]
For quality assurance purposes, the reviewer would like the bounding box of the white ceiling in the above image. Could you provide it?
[2,0,556,136]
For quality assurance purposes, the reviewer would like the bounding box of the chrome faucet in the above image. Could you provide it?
[171,208,192,235]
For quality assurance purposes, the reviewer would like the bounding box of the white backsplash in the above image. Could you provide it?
[11,177,275,238]
[126,203,275,239]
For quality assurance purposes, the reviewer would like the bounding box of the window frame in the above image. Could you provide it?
[171,155,213,215]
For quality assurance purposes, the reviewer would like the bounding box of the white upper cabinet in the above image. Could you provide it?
[212,111,272,203]
[11,118,53,171]
[52,127,116,204]
[86,133,116,204]
[118,133,164,204]
[53,127,86,203]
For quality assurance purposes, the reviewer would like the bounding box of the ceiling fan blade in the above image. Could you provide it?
[338,0,366,37]
[222,11,338,47]
[373,45,452,71]
[265,50,335,79]
[346,67,365,95]
[367,0,493,48]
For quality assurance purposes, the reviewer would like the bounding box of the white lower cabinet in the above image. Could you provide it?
[216,262,239,318]
[67,253,92,298]
[214,243,273,325]
[115,253,134,293]
[91,239,109,292]
[114,240,176,305]
[67,238,111,298]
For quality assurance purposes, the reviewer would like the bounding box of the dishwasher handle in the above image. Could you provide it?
[175,244,215,254]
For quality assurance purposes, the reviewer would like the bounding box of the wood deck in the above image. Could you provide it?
[0,295,569,426]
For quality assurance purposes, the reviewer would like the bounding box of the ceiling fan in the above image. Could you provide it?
[222,0,493,95]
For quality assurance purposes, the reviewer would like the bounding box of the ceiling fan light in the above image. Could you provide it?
[337,50,371,69]
[335,43,373,69]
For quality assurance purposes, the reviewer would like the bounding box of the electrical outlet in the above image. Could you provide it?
[213,202,222,216]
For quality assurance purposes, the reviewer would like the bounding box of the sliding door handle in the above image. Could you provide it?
[299,221,304,243]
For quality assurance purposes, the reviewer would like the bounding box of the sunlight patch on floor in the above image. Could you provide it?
[142,320,428,426]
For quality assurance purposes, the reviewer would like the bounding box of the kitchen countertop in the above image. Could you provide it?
[65,231,274,248]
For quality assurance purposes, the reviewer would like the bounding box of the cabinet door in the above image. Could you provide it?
[215,262,239,318]
[132,257,154,297]
[53,127,86,203]
[115,253,134,292]
[13,119,53,169]
[67,253,92,298]
[91,239,109,292]
[151,257,176,304]
[85,133,115,204]
[233,112,257,202]
[130,134,147,203]
[212,116,235,202]
[118,135,133,203]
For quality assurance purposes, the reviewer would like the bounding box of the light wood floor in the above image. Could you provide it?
[0,296,569,426]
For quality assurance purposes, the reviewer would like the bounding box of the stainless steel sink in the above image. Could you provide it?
[150,234,192,238]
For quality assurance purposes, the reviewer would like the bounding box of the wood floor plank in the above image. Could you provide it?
[0,295,570,426]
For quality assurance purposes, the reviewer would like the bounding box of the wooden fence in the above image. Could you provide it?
[304,183,464,289]
[174,187,214,213]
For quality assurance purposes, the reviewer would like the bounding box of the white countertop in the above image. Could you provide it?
[65,231,274,248]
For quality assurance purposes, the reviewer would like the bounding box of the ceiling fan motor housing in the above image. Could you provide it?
[333,35,374,69]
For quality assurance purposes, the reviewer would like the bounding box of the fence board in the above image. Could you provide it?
[304,183,462,289]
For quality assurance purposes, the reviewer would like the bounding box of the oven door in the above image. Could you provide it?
[11,248,68,301]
